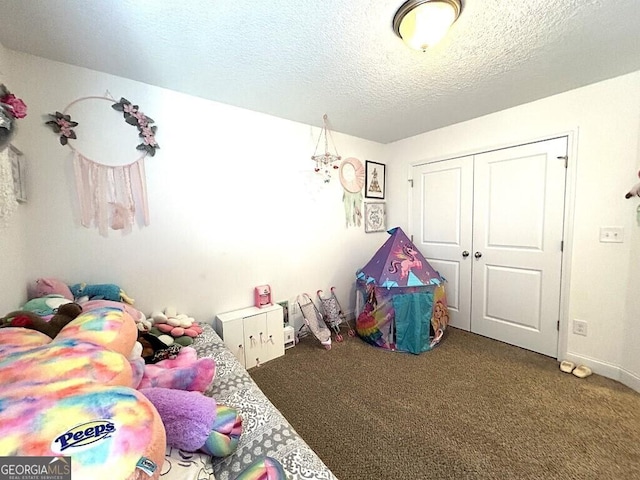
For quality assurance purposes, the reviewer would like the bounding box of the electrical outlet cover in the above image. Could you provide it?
[573,319,588,336]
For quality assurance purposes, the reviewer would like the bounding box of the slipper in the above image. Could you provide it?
[572,365,592,379]
[559,360,575,373]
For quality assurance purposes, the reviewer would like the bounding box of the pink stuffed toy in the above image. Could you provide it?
[155,321,203,338]
[28,277,73,300]
[82,299,151,331]
[138,346,215,392]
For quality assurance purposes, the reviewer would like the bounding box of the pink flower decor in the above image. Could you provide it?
[45,96,160,157]
[0,84,28,120]
[0,83,27,149]
[112,97,159,156]
[45,111,78,145]
[1,93,28,119]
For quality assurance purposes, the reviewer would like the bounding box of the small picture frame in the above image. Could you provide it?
[364,202,386,233]
[365,161,385,199]
[9,145,26,203]
[277,300,290,326]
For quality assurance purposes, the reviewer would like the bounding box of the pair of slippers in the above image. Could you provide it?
[560,360,592,378]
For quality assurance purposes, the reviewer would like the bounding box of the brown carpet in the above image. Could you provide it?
[249,326,640,480]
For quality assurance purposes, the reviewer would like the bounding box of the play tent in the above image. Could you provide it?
[355,227,449,354]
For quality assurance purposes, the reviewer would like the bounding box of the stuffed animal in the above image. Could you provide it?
[28,277,74,300]
[70,282,135,304]
[1,302,83,338]
[625,170,640,198]
[140,387,242,458]
[138,330,182,364]
[20,294,73,319]
[151,308,203,345]
[0,307,166,480]
[233,457,287,480]
[138,346,216,391]
[82,299,151,331]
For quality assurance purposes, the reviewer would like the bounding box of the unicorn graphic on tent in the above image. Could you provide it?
[388,244,423,280]
[355,227,449,354]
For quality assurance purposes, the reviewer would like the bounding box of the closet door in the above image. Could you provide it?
[411,156,474,330]
[471,137,567,357]
[411,136,568,357]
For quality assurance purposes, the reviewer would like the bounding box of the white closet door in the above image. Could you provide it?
[411,137,568,357]
[411,156,474,330]
[470,137,567,357]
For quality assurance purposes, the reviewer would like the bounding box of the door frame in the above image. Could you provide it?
[408,130,578,361]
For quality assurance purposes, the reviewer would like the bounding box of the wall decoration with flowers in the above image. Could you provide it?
[45,94,159,235]
[0,84,27,225]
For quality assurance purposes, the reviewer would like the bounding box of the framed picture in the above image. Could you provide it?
[9,145,26,203]
[365,161,385,199]
[364,202,386,233]
[277,300,290,326]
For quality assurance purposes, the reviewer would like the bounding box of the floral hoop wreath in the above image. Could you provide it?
[339,157,365,193]
[45,94,158,234]
[45,95,159,160]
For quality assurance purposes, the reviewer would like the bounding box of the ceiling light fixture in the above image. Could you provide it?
[393,0,462,51]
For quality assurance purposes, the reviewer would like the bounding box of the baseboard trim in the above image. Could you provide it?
[564,351,640,393]
[619,368,640,392]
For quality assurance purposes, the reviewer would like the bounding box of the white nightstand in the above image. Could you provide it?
[215,304,284,369]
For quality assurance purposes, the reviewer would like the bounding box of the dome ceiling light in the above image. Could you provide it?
[393,0,462,51]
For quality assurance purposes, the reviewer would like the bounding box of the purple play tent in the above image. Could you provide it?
[355,227,449,354]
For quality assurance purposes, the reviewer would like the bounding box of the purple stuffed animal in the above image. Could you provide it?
[140,387,242,456]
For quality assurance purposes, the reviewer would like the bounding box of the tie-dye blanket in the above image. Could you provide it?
[0,307,166,480]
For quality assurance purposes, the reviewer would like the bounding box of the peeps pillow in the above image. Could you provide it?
[0,307,166,480]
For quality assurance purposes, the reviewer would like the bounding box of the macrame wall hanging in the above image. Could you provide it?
[339,157,365,227]
[0,147,18,225]
[46,94,159,235]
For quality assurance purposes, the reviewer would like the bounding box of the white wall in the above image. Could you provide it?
[622,118,640,391]
[0,42,29,314]
[4,47,639,390]
[384,70,640,390]
[4,50,388,328]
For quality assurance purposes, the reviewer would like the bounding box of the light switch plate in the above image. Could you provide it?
[599,227,624,243]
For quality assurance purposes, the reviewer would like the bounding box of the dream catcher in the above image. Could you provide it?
[339,157,365,227]
[46,94,159,235]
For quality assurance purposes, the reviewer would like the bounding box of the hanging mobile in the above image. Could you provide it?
[311,114,341,183]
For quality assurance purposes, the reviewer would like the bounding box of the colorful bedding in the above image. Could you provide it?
[183,324,338,480]
[0,307,166,480]
[0,305,333,480]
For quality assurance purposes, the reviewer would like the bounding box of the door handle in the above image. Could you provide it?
[462,250,469,258]
[474,251,482,259]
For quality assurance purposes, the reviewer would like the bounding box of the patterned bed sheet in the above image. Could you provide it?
[185,323,338,480]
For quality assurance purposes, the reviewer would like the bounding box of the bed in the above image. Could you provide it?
[162,323,338,480]
[0,299,337,480]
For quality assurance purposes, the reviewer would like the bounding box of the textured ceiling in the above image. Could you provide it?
[0,0,639,144]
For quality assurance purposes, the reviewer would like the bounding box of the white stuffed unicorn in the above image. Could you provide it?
[625,170,640,199]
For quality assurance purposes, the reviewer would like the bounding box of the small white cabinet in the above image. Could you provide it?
[215,304,284,369]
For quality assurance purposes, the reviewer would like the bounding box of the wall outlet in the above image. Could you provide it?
[599,226,624,243]
[290,299,299,314]
[573,319,588,336]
